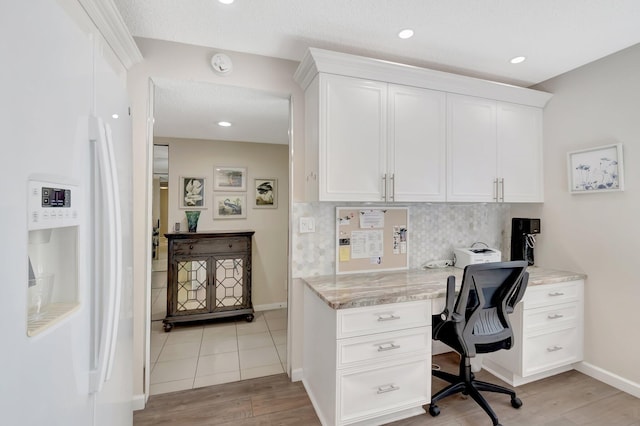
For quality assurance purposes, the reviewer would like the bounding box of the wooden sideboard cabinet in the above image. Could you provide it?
[163,231,255,332]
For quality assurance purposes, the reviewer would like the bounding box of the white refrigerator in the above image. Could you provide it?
[0,1,134,425]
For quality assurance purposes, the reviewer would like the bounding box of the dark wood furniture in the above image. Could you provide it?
[163,230,255,331]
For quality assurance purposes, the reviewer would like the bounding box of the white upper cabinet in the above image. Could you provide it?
[498,102,544,202]
[307,74,447,202]
[388,85,446,202]
[319,74,387,201]
[446,94,498,202]
[447,94,544,203]
[295,48,552,203]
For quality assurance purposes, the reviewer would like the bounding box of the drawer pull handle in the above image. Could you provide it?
[377,314,400,322]
[377,343,400,352]
[547,345,563,352]
[547,313,564,319]
[548,292,565,297]
[189,245,194,249]
[376,384,400,394]
[229,244,233,248]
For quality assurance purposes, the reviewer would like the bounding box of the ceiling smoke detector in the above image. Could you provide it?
[211,53,233,75]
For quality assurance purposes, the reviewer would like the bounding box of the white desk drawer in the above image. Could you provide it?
[523,302,578,332]
[337,300,430,339]
[523,327,581,376]
[337,327,430,368]
[338,356,429,424]
[524,280,581,309]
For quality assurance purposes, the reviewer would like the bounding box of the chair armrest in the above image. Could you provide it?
[439,275,457,321]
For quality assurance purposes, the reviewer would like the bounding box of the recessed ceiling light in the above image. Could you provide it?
[217,121,232,127]
[510,56,526,64]
[398,29,414,39]
[218,0,234,4]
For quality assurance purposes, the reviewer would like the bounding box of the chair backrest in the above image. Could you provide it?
[454,261,529,356]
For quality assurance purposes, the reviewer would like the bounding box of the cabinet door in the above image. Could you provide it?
[446,94,497,202]
[388,85,446,202]
[170,257,210,315]
[320,74,387,201]
[498,102,544,202]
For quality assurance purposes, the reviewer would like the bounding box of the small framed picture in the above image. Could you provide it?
[213,193,247,219]
[567,143,624,194]
[254,178,277,209]
[213,166,247,192]
[179,177,206,209]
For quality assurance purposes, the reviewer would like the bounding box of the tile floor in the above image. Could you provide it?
[149,239,288,396]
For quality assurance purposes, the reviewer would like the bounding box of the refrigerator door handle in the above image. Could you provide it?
[89,116,123,394]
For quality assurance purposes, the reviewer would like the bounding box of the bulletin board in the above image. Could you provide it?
[336,207,409,274]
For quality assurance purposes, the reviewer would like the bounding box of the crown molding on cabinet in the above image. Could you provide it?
[294,48,552,108]
[78,0,143,69]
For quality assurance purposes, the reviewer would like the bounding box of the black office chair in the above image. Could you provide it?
[429,261,529,426]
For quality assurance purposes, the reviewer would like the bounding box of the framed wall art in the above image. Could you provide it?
[568,143,624,194]
[179,176,206,209]
[254,178,277,208]
[213,193,247,219]
[213,166,247,191]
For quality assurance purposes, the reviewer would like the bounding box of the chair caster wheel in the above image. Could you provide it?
[511,397,523,408]
[428,404,440,417]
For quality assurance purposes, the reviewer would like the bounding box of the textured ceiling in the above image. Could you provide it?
[114,0,640,86]
[115,0,640,158]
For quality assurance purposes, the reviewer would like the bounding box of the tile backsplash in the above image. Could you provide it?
[292,202,511,278]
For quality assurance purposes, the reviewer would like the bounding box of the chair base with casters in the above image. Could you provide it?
[429,355,522,426]
[428,261,529,426]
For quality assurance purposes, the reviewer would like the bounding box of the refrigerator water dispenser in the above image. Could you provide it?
[27,177,80,336]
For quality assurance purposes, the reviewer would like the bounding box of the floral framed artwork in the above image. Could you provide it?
[254,178,277,208]
[179,176,206,209]
[568,143,624,194]
[213,193,247,219]
[213,166,247,192]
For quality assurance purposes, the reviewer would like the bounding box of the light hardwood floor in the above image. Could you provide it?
[134,352,640,426]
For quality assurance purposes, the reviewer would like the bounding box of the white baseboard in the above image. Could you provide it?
[576,361,640,398]
[254,302,287,311]
[132,393,146,411]
[291,367,303,382]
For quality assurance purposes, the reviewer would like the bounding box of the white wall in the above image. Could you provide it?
[157,136,288,308]
[127,38,303,400]
[513,43,640,392]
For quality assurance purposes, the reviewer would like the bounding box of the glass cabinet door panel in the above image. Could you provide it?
[176,259,208,311]
[215,258,245,308]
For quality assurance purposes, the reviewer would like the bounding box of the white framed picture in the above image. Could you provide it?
[179,176,206,209]
[213,193,247,219]
[567,143,624,194]
[213,166,247,192]
[253,178,277,208]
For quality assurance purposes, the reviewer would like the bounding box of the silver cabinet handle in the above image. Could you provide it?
[548,292,565,297]
[376,384,400,394]
[376,313,400,322]
[547,345,563,352]
[376,342,400,352]
[493,178,498,202]
[499,178,505,202]
[381,174,387,201]
[389,173,395,201]
[547,313,564,319]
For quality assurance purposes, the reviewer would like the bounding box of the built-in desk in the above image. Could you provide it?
[301,266,586,426]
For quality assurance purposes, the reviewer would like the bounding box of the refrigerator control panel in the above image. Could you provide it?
[28,178,80,230]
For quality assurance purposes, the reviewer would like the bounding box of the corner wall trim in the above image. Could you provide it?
[291,368,303,382]
[576,362,640,398]
[132,393,146,411]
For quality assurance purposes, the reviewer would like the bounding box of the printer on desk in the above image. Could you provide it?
[453,247,501,269]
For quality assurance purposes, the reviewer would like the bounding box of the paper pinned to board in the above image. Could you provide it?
[351,230,383,259]
[359,209,385,228]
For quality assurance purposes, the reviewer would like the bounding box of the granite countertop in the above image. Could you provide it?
[302,266,586,310]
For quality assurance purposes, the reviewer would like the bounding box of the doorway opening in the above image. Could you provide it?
[147,79,290,396]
